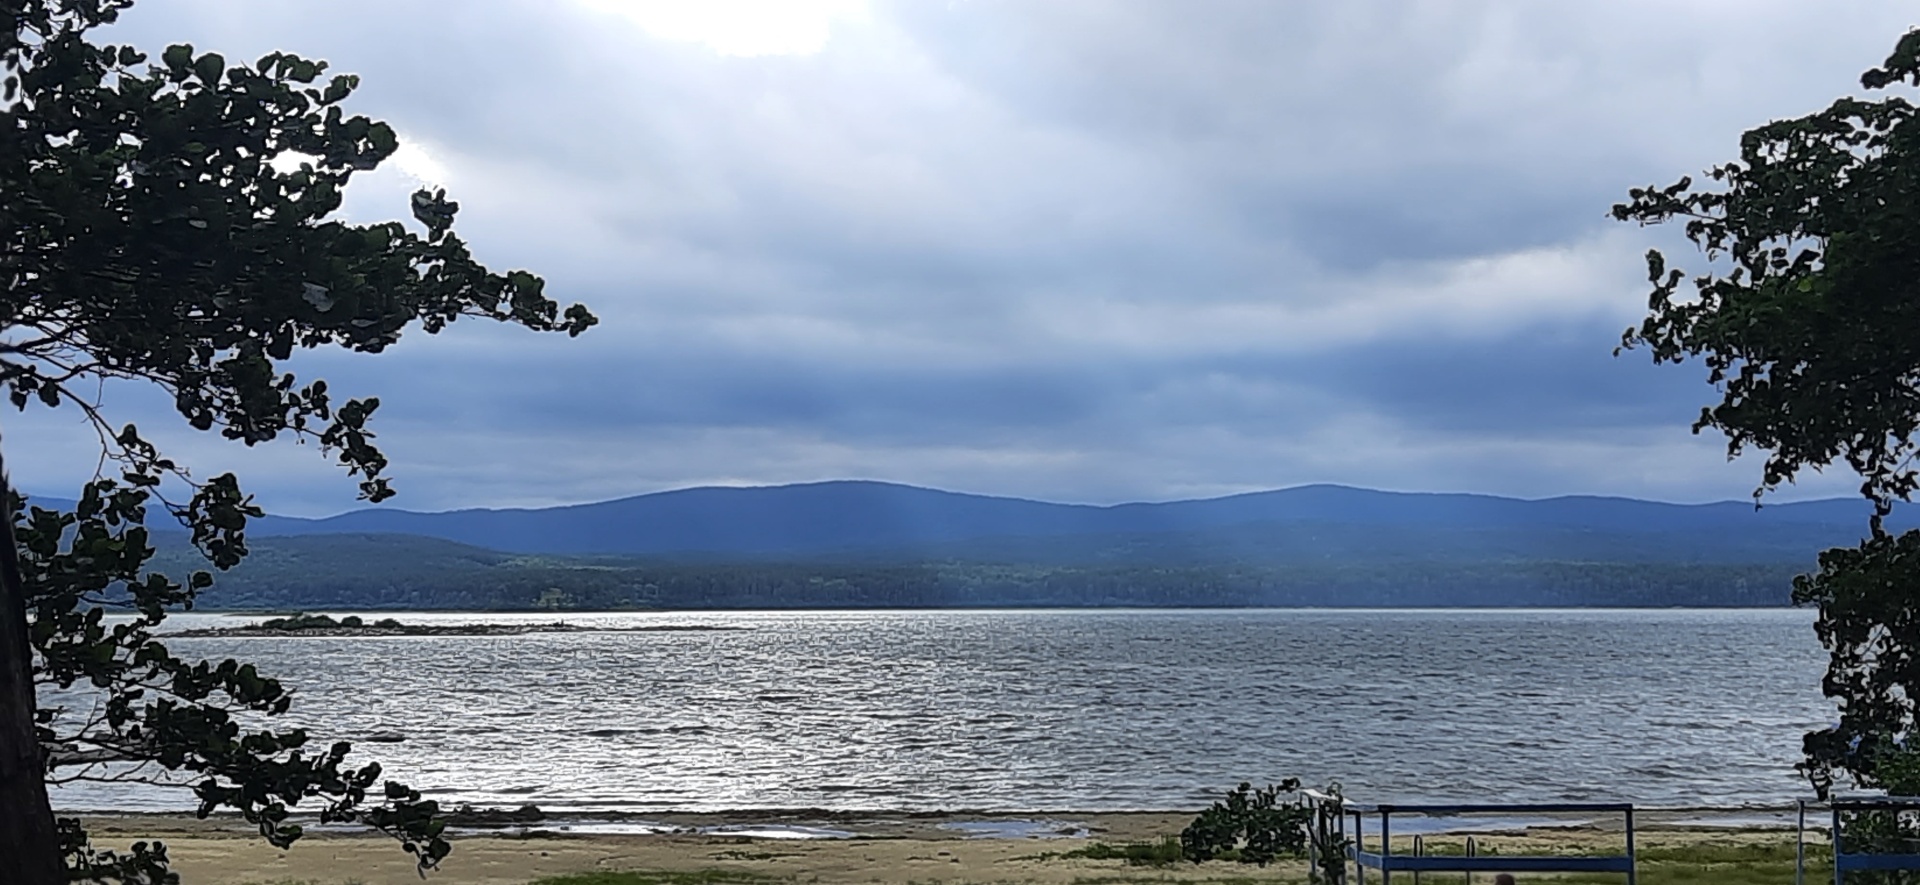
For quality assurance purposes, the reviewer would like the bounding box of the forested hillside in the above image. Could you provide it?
[223,480,1896,558]
[154,532,1806,611]
[111,482,1866,610]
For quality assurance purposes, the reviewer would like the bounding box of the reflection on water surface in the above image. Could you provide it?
[49,608,1828,812]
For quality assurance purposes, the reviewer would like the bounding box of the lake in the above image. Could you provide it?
[48,608,1832,813]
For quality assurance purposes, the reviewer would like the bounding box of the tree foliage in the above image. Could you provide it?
[0,0,593,881]
[1613,29,1920,794]
[1179,780,1313,866]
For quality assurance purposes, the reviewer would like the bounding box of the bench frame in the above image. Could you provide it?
[1799,797,1920,884]
[1344,801,1636,884]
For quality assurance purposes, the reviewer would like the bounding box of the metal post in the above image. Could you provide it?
[1353,810,1366,885]
[1833,805,1842,885]
[1625,805,1636,885]
[1308,798,1319,879]
[1339,802,1348,885]
[1411,834,1422,885]
[1381,810,1392,885]
[1465,836,1476,885]
[1795,800,1805,885]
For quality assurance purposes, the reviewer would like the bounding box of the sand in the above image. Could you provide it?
[79,810,1812,885]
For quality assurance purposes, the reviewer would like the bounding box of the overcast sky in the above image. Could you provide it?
[13,2,1918,515]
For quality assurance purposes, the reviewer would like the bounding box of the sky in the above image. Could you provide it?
[11,1,1919,516]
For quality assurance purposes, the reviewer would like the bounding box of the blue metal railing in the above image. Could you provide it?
[1344,802,1636,884]
[1799,797,1920,884]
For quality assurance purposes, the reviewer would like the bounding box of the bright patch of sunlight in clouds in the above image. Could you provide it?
[264,138,443,188]
[267,149,319,175]
[579,0,866,57]
[390,139,448,188]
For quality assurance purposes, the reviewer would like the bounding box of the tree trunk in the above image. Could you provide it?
[0,456,62,885]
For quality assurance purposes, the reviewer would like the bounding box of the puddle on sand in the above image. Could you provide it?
[699,824,857,839]
[498,821,673,836]
[504,821,856,839]
[938,820,1090,839]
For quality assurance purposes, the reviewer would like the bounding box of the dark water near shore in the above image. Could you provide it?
[49,608,1830,812]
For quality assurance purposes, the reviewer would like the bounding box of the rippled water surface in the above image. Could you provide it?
[50,608,1830,812]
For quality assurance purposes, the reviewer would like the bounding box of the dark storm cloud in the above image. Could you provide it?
[18,0,1909,515]
[270,310,1698,451]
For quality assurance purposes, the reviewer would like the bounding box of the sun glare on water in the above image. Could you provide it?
[577,0,867,57]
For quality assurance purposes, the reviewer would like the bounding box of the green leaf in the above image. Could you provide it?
[162,43,194,72]
[193,52,225,84]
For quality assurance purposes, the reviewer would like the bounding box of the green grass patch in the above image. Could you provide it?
[1336,839,1832,885]
[709,848,802,861]
[237,879,368,885]
[1635,839,1813,864]
[1058,837,1188,867]
[538,839,1839,885]
[1062,876,1314,885]
[1022,837,1838,885]
[528,871,779,885]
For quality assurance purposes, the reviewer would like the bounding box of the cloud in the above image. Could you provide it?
[578,0,868,58]
[30,0,1913,516]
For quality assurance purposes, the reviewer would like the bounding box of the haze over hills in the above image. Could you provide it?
[43,481,1902,610]
[230,479,1896,560]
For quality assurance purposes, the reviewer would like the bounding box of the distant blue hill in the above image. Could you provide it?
[207,480,1900,561]
[41,481,1907,609]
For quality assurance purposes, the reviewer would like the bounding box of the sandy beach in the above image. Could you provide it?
[85,811,1199,885]
[80,809,1816,885]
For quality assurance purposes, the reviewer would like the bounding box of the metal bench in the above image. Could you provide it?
[1799,797,1920,884]
[1345,802,1637,884]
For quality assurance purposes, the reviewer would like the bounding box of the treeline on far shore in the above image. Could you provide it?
[146,532,1808,611]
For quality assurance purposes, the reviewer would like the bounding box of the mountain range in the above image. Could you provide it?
[40,481,1897,610]
[234,480,1894,561]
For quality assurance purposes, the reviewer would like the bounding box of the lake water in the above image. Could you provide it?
[47,608,1833,813]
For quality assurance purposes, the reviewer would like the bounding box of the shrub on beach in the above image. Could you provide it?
[1178,779,1351,882]
[1180,780,1314,866]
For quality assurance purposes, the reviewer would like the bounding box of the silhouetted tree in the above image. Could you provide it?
[1615,28,1920,796]
[0,1,593,881]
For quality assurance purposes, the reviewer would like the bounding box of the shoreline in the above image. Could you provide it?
[81,809,1189,840]
[170,604,1805,615]
[76,808,1828,885]
[77,804,1811,835]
